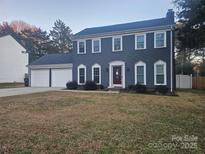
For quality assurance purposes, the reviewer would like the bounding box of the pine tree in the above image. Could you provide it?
[50,19,72,52]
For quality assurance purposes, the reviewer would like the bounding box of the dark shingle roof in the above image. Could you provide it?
[74,17,174,37]
[30,53,72,65]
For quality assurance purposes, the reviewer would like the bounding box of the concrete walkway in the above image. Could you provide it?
[0,87,60,97]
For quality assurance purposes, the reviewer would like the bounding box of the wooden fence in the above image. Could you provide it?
[192,76,205,89]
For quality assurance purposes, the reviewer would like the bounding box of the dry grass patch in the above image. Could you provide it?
[0,83,24,89]
[0,91,204,153]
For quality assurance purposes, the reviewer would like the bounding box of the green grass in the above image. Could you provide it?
[0,90,204,153]
[0,82,24,89]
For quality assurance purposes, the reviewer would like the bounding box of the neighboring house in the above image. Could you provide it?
[0,35,28,83]
[29,9,175,91]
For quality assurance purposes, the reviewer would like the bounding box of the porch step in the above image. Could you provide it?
[107,87,123,91]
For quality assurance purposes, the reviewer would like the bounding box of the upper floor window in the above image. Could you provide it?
[135,61,146,85]
[78,64,86,85]
[112,36,122,51]
[92,64,101,84]
[92,39,101,53]
[135,34,146,50]
[77,40,86,54]
[154,31,166,48]
[154,60,167,85]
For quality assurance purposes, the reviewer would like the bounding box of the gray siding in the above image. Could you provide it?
[72,31,172,89]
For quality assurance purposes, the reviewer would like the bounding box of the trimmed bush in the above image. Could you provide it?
[66,81,78,90]
[97,84,104,90]
[155,85,169,94]
[84,81,97,90]
[135,84,146,93]
[128,85,136,91]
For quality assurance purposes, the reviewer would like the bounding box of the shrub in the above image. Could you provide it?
[128,85,136,91]
[84,81,97,90]
[155,85,169,94]
[135,84,146,93]
[66,81,78,90]
[97,84,104,90]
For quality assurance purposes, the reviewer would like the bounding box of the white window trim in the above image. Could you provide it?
[154,60,167,85]
[135,61,146,85]
[77,64,86,85]
[135,33,146,50]
[77,40,86,54]
[92,38,101,53]
[154,31,167,48]
[112,36,123,52]
[92,63,101,85]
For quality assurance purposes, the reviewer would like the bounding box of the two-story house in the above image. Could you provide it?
[29,9,175,92]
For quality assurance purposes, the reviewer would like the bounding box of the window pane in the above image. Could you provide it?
[137,35,144,42]
[156,33,164,40]
[137,42,144,49]
[136,35,145,49]
[137,66,144,75]
[156,40,164,47]
[156,33,164,47]
[114,37,121,50]
[80,76,85,83]
[79,68,85,83]
[137,66,144,84]
[79,68,85,76]
[137,75,144,84]
[79,42,85,53]
[93,40,100,52]
[93,67,100,84]
[156,65,164,74]
[157,75,164,84]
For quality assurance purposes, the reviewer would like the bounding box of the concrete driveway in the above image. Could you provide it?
[0,87,61,97]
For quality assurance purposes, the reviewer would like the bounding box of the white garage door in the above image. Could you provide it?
[51,68,72,88]
[31,69,49,87]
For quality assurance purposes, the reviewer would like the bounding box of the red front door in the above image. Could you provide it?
[113,66,122,85]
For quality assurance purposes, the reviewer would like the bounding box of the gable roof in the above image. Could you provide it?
[73,10,175,39]
[0,35,26,51]
[30,53,72,65]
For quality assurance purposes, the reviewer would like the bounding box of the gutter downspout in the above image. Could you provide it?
[170,26,173,92]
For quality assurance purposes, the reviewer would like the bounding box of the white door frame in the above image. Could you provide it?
[109,61,125,88]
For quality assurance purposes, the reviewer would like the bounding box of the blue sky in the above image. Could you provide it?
[0,0,173,34]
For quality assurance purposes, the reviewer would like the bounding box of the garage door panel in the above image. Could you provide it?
[51,69,72,88]
[31,69,49,87]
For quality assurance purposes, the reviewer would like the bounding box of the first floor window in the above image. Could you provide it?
[92,64,101,84]
[78,65,86,84]
[135,61,146,85]
[79,68,85,83]
[154,60,166,85]
[136,66,144,84]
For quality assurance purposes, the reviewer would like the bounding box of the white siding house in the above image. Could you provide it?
[0,35,28,83]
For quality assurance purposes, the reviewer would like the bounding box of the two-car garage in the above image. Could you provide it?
[30,67,72,88]
[29,54,73,88]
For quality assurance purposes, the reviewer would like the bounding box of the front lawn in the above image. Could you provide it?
[0,82,24,89]
[0,91,204,153]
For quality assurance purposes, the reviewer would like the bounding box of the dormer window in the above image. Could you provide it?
[77,40,86,54]
[92,39,101,53]
[112,36,122,51]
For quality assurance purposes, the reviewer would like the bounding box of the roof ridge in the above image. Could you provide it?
[84,17,166,30]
